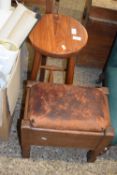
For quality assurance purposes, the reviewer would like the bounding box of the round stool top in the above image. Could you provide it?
[29,14,88,58]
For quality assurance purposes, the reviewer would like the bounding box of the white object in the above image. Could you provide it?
[0,10,12,29]
[72,36,82,41]
[0,4,33,130]
[0,53,20,131]
[8,11,37,47]
[7,53,20,115]
[0,3,37,44]
[61,44,66,50]
[0,0,11,10]
[41,137,47,141]
[0,71,7,89]
[71,28,77,35]
[0,89,3,126]
[0,42,19,75]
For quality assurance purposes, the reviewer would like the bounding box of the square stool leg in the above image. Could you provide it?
[21,120,31,158]
[30,50,42,81]
[66,57,76,84]
[87,127,114,162]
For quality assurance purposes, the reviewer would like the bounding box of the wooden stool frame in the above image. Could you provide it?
[21,82,114,162]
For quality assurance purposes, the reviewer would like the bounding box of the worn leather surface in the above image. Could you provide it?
[27,83,110,132]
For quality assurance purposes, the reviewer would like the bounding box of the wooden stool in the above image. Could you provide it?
[21,82,114,162]
[29,14,88,84]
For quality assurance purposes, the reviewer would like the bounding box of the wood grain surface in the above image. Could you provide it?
[29,14,88,58]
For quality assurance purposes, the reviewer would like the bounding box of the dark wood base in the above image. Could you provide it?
[21,120,114,161]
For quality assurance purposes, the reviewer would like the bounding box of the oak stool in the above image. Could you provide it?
[21,82,114,162]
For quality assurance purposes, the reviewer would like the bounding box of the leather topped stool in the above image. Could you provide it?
[29,14,88,84]
[21,82,114,162]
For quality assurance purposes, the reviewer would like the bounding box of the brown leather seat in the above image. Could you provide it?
[28,82,110,132]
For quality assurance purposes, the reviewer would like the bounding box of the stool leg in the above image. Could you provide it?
[66,57,75,84]
[87,127,114,162]
[48,70,54,83]
[39,55,47,82]
[21,145,30,158]
[30,50,42,81]
[46,0,53,13]
[21,121,31,158]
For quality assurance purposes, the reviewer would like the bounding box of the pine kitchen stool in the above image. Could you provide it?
[21,81,114,162]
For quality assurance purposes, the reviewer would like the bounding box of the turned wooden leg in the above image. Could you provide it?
[30,50,42,81]
[39,55,47,82]
[66,57,75,84]
[87,127,114,162]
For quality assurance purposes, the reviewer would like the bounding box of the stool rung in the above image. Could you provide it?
[40,65,66,72]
